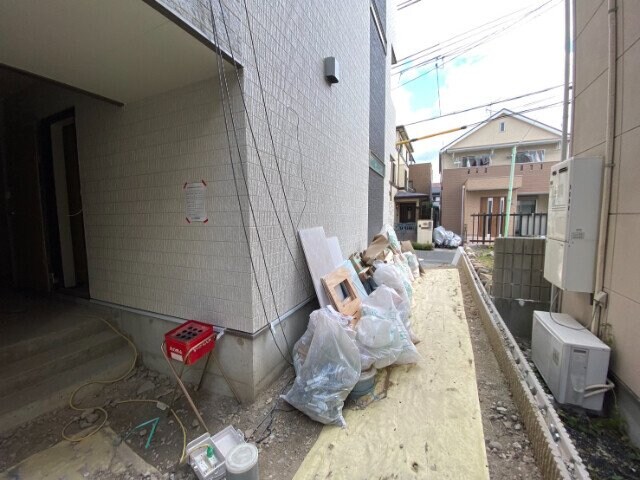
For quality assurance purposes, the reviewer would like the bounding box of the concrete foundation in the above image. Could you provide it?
[100,299,316,403]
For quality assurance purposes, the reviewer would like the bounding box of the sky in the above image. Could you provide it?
[391,0,567,182]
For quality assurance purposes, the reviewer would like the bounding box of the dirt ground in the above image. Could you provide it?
[458,266,542,480]
[0,362,321,480]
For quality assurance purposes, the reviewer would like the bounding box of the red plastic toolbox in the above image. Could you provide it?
[164,320,215,365]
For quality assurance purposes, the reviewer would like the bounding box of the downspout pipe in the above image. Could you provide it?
[560,0,571,161]
[591,0,617,336]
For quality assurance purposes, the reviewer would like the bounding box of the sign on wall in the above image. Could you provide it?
[184,180,208,223]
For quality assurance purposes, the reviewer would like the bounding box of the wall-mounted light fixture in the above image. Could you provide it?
[324,57,340,84]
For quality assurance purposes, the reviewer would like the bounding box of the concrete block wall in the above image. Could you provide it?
[492,237,551,301]
[492,237,551,338]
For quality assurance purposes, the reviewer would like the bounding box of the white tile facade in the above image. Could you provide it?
[157,0,371,331]
[7,0,371,335]
[81,0,370,333]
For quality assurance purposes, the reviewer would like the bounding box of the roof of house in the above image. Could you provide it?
[394,191,430,200]
[440,108,562,153]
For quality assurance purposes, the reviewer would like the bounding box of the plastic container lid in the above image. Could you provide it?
[225,443,259,474]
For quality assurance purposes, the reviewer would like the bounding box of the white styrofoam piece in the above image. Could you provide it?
[298,227,334,307]
[327,236,344,267]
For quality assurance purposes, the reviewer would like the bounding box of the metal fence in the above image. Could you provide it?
[467,213,547,244]
[394,222,417,242]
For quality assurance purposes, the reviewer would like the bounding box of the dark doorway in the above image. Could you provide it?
[39,111,89,297]
[399,203,416,223]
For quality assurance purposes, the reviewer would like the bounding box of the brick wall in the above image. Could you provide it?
[441,161,556,234]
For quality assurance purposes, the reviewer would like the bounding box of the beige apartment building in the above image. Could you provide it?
[439,109,561,240]
[563,0,640,444]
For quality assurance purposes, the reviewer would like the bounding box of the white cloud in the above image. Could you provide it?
[391,0,566,181]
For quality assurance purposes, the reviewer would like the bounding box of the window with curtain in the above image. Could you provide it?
[462,154,491,167]
[515,150,545,163]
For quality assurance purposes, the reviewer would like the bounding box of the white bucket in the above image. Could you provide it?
[225,442,259,480]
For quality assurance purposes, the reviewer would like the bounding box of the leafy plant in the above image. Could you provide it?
[412,242,433,251]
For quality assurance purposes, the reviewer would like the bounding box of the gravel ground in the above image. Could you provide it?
[459,267,542,480]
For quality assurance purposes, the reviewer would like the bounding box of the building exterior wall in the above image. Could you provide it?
[564,0,640,434]
[4,78,256,331]
[408,162,432,195]
[441,162,556,235]
[154,0,371,331]
[367,0,387,241]
[448,114,560,151]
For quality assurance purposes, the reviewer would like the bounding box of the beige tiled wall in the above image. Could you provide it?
[566,0,640,399]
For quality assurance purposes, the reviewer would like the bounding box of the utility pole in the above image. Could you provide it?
[503,145,517,237]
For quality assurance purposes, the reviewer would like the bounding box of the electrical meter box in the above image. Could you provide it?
[544,157,603,292]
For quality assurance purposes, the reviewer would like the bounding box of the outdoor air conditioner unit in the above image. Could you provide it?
[531,310,610,411]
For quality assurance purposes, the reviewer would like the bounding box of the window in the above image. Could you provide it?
[461,155,491,167]
[515,150,545,163]
[390,158,396,184]
[404,171,409,190]
[499,121,506,133]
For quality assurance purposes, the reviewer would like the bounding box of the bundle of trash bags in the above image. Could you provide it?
[433,226,462,248]
[283,224,423,427]
[282,307,361,427]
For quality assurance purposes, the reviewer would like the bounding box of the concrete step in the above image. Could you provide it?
[0,317,106,364]
[0,330,127,395]
[0,346,133,433]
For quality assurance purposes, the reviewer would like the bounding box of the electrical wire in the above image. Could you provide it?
[398,0,422,11]
[394,1,537,65]
[59,314,188,463]
[207,3,293,366]
[402,84,564,126]
[215,0,312,295]
[393,0,558,75]
[393,0,561,89]
[237,0,310,261]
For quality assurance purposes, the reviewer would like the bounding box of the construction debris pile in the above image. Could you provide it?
[286,225,424,427]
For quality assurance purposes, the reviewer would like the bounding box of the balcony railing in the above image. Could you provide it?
[467,213,547,244]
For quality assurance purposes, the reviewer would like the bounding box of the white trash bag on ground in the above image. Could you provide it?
[282,307,361,427]
[394,254,415,283]
[403,252,420,278]
[357,286,421,368]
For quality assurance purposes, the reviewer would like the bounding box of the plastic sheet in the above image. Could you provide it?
[283,307,361,427]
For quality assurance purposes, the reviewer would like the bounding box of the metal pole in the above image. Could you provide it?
[503,145,517,237]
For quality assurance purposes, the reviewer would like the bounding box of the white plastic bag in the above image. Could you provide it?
[394,253,415,283]
[433,226,447,246]
[282,307,361,427]
[380,224,402,253]
[372,262,412,321]
[404,252,420,278]
[358,286,421,367]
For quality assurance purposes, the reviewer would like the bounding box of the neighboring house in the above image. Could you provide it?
[368,0,397,240]
[439,109,562,241]
[431,182,441,206]
[391,129,432,241]
[561,0,640,446]
[0,0,390,402]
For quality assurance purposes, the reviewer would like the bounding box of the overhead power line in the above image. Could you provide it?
[392,0,561,89]
[398,0,422,11]
[402,84,564,127]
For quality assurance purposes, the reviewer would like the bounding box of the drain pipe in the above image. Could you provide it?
[591,0,617,336]
[560,0,571,162]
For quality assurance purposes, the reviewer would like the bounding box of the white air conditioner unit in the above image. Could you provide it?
[531,311,610,410]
